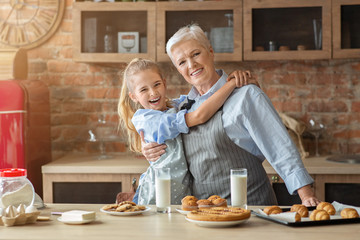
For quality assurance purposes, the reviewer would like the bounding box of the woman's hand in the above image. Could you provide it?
[297,185,321,207]
[140,131,166,162]
[227,70,260,88]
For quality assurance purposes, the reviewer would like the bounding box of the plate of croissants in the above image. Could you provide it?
[253,201,360,226]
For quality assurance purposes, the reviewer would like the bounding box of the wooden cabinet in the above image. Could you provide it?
[332,0,360,59]
[243,0,331,61]
[72,0,242,63]
[268,173,360,206]
[72,0,360,63]
[156,1,242,62]
[72,2,156,63]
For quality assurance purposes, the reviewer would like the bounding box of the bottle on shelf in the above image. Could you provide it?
[104,25,115,53]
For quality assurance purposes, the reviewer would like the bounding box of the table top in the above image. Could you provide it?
[1,204,359,240]
[42,154,360,175]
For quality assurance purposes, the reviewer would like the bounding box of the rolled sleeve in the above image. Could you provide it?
[283,168,314,195]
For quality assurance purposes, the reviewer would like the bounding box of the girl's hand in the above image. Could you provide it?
[227,70,260,88]
[140,131,166,162]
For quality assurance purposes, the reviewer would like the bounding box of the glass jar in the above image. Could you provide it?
[0,168,35,209]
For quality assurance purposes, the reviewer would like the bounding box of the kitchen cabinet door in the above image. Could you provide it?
[332,0,360,59]
[156,0,242,62]
[73,2,156,63]
[243,0,331,60]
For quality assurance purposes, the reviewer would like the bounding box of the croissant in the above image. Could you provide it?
[316,202,336,215]
[290,204,309,217]
[340,208,359,219]
[310,210,330,221]
[263,206,282,215]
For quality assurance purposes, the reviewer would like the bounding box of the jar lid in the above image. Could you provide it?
[0,168,27,177]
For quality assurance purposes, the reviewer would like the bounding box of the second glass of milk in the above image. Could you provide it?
[155,167,171,213]
[230,168,247,209]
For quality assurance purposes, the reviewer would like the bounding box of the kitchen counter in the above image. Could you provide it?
[42,154,360,203]
[42,154,360,176]
[1,204,359,240]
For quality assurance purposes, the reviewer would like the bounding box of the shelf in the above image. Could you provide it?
[332,0,360,59]
[156,1,242,62]
[243,0,331,61]
[72,2,156,63]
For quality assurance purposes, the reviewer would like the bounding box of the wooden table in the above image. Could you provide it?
[1,204,359,240]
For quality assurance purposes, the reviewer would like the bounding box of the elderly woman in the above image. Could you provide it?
[142,24,320,206]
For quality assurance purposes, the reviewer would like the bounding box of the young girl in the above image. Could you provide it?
[118,58,248,205]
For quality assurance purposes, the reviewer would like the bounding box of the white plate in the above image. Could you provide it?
[185,217,249,228]
[176,208,191,215]
[100,206,151,216]
[57,217,95,225]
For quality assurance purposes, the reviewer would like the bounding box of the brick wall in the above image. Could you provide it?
[26,1,360,160]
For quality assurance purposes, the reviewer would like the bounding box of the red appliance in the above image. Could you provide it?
[0,80,51,197]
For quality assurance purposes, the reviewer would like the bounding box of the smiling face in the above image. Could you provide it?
[170,39,219,95]
[128,69,167,111]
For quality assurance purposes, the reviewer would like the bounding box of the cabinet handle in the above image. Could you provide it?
[272,175,279,183]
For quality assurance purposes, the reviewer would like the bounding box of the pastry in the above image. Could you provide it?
[182,196,198,203]
[116,203,133,212]
[181,196,198,211]
[212,198,228,208]
[101,201,146,213]
[316,202,336,215]
[263,206,282,215]
[340,208,359,219]
[207,195,221,202]
[196,199,214,209]
[310,210,330,221]
[290,204,309,217]
[187,207,251,222]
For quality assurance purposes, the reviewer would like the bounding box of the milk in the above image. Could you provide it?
[231,174,247,208]
[155,177,171,210]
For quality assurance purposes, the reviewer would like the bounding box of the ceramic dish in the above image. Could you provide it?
[57,217,95,225]
[100,207,151,216]
[185,217,248,228]
[175,208,191,215]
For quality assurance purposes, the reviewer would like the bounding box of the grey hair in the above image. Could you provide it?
[166,24,211,63]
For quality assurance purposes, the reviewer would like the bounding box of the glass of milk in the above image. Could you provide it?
[155,167,171,213]
[230,168,247,209]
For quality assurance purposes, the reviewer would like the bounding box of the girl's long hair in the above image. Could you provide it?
[118,58,171,153]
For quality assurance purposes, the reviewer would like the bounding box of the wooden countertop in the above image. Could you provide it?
[42,154,360,175]
[2,204,359,240]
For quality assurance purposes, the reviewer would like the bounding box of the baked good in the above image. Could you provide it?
[310,210,330,221]
[101,201,146,212]
[212,198,228,208]
[207,195,221,202]
[293,212,301,222]
[187,207,251,222]
[316,202,336,215]
[196,199,214,209]
[340,208,359,219]
[263,206,282,215]
[290,204,309,217]
[181,196,198,211]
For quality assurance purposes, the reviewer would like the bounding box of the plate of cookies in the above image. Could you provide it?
[253,201,360,227]
[100,201,151,216]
